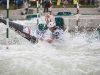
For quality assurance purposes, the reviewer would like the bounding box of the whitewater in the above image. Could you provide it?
[0,16,100,75]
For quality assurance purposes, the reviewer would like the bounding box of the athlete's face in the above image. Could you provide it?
[49,26,55,32]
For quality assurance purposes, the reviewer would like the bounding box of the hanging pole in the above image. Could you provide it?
[36,0,39,42]
[76,0,80,32]
[6,0,9,49]
[40,0,42,15]
[50,0,52,22]
[63,1,65,15]
[37,0,39,26]
[98,0,100,11]
[67,18,69,32]
[76,0,80,26]
[99,0,100,8]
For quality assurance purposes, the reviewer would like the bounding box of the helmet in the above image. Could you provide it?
[48,22,56,28]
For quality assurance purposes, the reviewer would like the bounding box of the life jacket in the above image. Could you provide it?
[39,26,63,40]
[52,26,64,40]
[73,0,77,4]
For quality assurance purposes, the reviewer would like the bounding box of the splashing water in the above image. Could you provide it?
[0,18,100,75]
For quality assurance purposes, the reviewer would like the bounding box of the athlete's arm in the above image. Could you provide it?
[46,36,54,43]
[45,14,50,24]
[39,36,54,43]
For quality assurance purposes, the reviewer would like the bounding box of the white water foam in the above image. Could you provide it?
[0,18,100,75]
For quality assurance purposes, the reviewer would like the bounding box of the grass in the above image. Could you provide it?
[0,4,99,10]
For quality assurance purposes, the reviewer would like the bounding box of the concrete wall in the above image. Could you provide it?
[0,8,100,31]
[0,8,100,20]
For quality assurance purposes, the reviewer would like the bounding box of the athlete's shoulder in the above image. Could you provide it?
[54,26,64,32]
[56,26,63,30]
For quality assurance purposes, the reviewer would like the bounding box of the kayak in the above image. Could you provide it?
[0,18,38,43]
[0,18,65,44]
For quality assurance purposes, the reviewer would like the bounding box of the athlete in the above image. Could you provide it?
[39,22,64,43]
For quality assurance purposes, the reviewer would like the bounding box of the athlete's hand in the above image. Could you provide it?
[39,37,43,41]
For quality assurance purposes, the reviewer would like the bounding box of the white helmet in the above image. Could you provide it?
[48,22,56,28]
